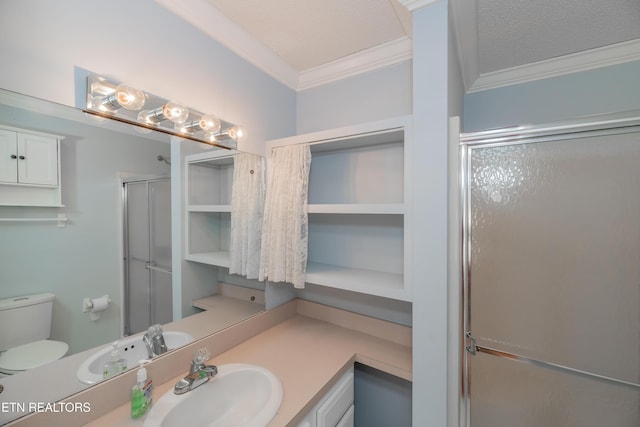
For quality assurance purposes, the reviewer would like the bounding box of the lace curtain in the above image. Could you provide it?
[259,144,311,288]
[229,152,265,279]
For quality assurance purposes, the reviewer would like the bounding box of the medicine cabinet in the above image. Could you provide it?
[0,125,63,206]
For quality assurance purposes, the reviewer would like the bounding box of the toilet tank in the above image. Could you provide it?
[0,292,56,351]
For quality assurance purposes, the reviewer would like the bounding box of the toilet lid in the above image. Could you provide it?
[0,340,68,371]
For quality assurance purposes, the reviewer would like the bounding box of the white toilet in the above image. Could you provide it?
[0,292,69,376]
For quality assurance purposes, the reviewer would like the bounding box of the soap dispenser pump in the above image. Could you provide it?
[102,341,127,379]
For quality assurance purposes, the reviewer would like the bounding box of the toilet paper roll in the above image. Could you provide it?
[90,295,110,312]
[89,295,111,321]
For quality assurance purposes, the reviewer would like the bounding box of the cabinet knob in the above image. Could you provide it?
[10,154,17,159]
[18,155,25,160]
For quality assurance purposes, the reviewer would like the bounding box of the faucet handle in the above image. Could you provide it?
[193,347,211,364]
[146,323,163,338]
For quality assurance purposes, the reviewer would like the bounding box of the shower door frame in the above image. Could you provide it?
[459,110,640,427]
[122,174,171,337]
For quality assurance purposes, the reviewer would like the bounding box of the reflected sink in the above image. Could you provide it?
[143,364,283,427]
[76,331,194,384]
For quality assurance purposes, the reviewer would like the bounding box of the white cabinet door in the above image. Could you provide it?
[316,369,354,427]
[296,367,354,427]
[0,129,18,183]
[16,133,58,185]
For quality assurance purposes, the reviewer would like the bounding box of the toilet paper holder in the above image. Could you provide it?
[82,295,111,321]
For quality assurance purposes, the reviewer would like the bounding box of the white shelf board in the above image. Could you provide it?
[308,128,404,153]
[187,204,232,213]
[305,262,409,301]
[307,203,404,214]
[185,251,230,268]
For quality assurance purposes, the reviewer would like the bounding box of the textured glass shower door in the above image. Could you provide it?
[463,128,640,427]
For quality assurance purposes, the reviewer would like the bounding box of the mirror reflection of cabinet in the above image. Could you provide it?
[267,116,412,301]
[0,126,63,206]
[185,150,235,267]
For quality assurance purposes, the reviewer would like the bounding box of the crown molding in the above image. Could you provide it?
[298,37,413,91]
[468,38,640,93]
[156,0,414,92]
[397,0,440,12]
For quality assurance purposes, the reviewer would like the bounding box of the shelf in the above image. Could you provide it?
[307,203,404,214]
[185,251,230,268]
[305,262,408,301]
[187,204,232,213]
[262,116,412,301]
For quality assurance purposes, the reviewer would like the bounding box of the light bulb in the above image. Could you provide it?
[99,84,145,111]
[138,101,189,125]
[179,114,221,134]
[162,101,189,124]
[198,114,221,132]
[227,125,247,141]
[114,84,145,110]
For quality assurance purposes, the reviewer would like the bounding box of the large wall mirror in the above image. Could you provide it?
[0,88,265,424]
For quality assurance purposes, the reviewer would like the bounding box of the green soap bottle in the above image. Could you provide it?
[131,360,153,419]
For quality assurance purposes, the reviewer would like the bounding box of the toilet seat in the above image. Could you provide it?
[0,340,68,374]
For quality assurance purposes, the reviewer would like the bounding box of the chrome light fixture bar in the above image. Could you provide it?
[85,73,246,149]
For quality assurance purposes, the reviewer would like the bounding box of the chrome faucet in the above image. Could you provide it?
[174,347,217,395]
[143,324,168,358]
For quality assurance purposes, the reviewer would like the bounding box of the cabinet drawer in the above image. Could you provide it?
[316,369,354,427]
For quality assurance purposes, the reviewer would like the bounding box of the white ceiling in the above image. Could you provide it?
[208,0,412,71]
[475,0,640,73]
[156,0,640,92]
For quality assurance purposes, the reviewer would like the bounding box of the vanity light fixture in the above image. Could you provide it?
[85,73,243,149]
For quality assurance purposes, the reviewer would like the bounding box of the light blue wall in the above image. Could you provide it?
[296,61,412,134]
[463,60,640,132]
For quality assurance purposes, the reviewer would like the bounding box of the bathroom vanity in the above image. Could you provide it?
[8,299,411,426]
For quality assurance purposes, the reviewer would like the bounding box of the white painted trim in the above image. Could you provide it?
[468,38,640,93]
[398,0,440,11]
[298,38,413,91]
[447,116,462,427]
[155,0,299,90]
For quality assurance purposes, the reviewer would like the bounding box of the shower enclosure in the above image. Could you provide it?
[461,114,640,426]
[123,177,172,336]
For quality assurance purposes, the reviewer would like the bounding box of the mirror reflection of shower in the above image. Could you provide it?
[122,176,172,336]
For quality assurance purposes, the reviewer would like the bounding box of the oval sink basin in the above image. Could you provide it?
[76,331,194,384]
[143,364,283,427]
